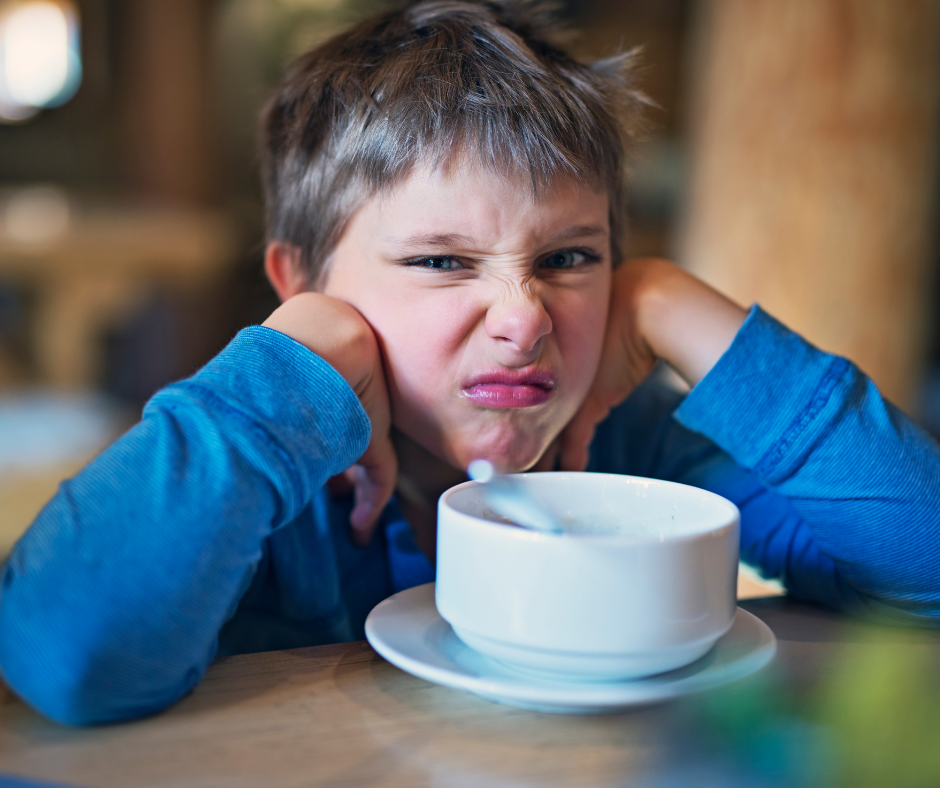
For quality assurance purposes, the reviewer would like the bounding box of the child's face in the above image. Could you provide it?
[323,162,611,473]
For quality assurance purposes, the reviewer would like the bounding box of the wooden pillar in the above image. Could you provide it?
[680,0,940,407]
[120,0,218,205]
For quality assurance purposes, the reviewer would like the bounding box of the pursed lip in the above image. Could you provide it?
[462,369,557,409]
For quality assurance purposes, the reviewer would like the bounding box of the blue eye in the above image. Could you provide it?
[408,256,460,271]
[541,249,599,269]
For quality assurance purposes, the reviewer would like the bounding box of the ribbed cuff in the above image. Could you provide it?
[675,305,850,478]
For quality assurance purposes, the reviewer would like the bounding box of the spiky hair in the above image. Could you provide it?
[262,0,648,284]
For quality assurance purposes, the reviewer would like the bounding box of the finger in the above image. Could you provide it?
[559,397,609,472]
[558,419,593,472]
[349,433,398,546]
[346,351,396,545]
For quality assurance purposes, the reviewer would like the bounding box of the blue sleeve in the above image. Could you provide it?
[672,306,940,624]
[0,326,370,725]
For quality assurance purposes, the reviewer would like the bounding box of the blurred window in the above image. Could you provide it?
[0,0,81,123]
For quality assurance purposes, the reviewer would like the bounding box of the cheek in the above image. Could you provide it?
[364,289,478,411]
[552,288,610,400]
[324,255,475,402]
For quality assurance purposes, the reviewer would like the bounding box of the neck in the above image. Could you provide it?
[393,429,466,563]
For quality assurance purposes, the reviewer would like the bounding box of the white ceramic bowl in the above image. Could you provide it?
[436,472,739,682]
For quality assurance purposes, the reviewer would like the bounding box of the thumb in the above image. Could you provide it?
[348,430,398,546]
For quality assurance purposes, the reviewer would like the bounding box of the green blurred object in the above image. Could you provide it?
[683,625,940,788]
[691,673,834,787]
[814,630,940,788]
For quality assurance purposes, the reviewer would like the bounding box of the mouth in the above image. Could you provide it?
[462,369,557,409]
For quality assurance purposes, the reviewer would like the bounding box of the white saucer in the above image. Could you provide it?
[365,583,777,714]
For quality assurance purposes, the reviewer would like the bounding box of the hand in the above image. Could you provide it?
[263,293,396,545]
[558,258,748,471]
[556,261,658,471]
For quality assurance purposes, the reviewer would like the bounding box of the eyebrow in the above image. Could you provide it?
[389,224,609,251]
[391,232,477,251]
[548,224,609,243]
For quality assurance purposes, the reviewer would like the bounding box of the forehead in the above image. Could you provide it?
[356,161,609,252]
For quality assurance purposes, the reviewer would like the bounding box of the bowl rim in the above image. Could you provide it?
[438,471,740,546]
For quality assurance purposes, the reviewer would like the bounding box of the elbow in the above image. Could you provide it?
[1,653,202,726]
[0,546,210,725]
[1,668,130,727]
[0,622,203,726]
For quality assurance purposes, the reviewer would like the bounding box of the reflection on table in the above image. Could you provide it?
[2,597,939,788]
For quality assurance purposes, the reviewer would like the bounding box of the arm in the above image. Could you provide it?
[674,306,940,622]
[0,326,370,725]
[569,258,940,623]
[0,290,397,725]
[589,374,852,610]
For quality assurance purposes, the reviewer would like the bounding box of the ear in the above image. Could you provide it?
[264,241,309,302]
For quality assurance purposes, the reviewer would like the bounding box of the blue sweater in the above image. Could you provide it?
[2,306,940,725]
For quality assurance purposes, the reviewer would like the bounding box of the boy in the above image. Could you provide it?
[2,0,940,725]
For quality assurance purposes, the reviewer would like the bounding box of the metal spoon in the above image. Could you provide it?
[466,459,565,534]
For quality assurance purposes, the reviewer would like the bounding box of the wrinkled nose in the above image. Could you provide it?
[484,288,553,355]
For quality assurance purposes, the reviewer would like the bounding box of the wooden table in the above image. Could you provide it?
[1,598,939,788]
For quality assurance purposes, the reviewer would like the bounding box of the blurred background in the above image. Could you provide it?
[0,0,938,565]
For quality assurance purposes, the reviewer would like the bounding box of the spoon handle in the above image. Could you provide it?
[467,460,564,534]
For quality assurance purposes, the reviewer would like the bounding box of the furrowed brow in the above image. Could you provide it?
[387,225,608,253]
[390,232,477,251]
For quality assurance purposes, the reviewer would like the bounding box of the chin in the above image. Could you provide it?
[450,429,550,475]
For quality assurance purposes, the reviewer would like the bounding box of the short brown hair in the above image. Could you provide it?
[261,0,647,286]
